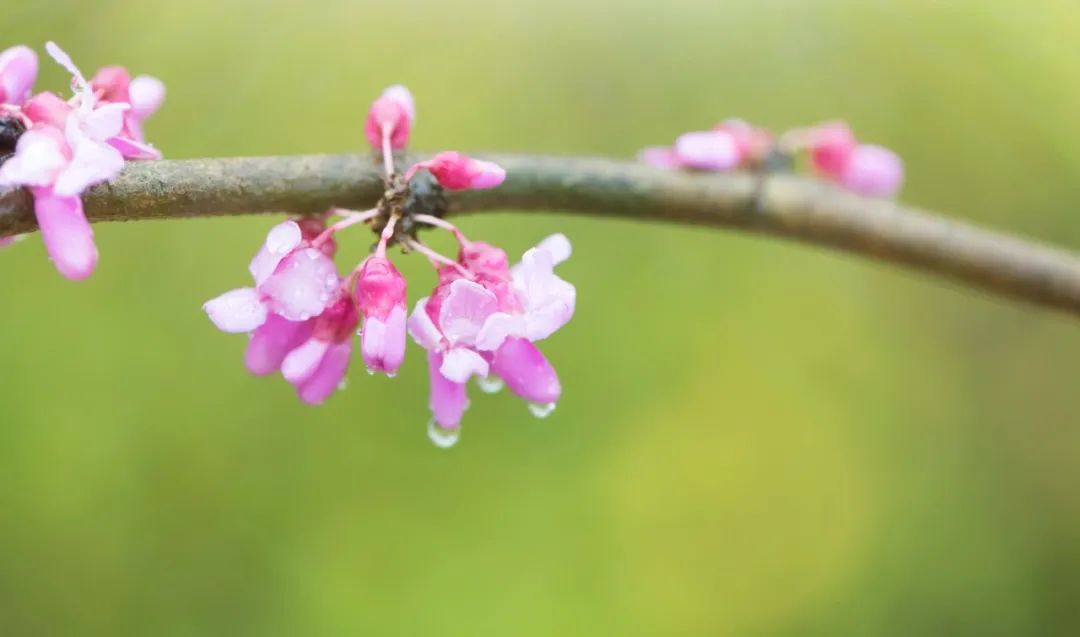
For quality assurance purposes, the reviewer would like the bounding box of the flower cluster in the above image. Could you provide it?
[204,85,573,447]
[640,118,903,198]
[0,42,164,278]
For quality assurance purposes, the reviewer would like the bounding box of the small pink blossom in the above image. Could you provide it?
[638,146,681,169]
[673,130,741,171]
[365,84,414,151]
[806,121,903,197]
[281,295,357,405]
[406,151,506,190]
[0,45,38,106]
[355,256,408,375]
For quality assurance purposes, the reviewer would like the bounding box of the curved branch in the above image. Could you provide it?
[2,153,1079,316]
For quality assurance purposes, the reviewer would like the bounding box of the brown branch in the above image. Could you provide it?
[2,153,1079,316]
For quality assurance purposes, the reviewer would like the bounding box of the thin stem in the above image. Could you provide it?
[412,213,468,245]
[375,214,398,258]
[381,126,395,177]
[312,207,378,247]
[406,238,470,277]
[2,153,1079,316]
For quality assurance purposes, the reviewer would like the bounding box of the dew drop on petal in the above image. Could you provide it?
[427,420,460,448]
[528,402,556,418]
[477,376,504,394]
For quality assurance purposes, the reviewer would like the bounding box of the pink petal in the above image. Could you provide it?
[245,314,312,375]
[45,42,88,92]
[128,75,165,120]
[80,102,129,141]
[0,45,38,105]
[439,278,499,347]
[534,233,571,265]
[474,312,524,352]
[53,132,125,197]
[0,126,69,188]
[107,135,162,160]
[22,91,73,128]
[439,346,489,383]
[407,297,444,351]
[383,84,415,121]
[467,160,506,189]
[297,340,352,405]
[248,221,303,285]
[281,336,330,385]
[673,130,740,171]
[809,121,857,178]
[490,337,561,404]
[90,66,131,104]
[31,188,97,280]
[203,287,268,333]
[260,247,340,321]
[428,351,469,429]
[839,144,904,198]
[512,246,576,341]
[364,88,412,150]
[637,146,681,169]
[361,304,407,375]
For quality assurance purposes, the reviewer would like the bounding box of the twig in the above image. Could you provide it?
[2,153,1079,316]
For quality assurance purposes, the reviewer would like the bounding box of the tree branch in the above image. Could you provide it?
[2,153,1079,316]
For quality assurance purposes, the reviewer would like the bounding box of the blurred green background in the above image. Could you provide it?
[3,0,1080,635]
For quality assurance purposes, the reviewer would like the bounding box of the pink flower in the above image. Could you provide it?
[807,121,903,197]
[365,84,414,151]
[714,119,774,166]
[0,42,165,280]
[0,45,38,106]
[405,151,506,190]
[90,66,165,159]
[355,256,408,375]
[408,234,574,441]
[204,221,341,333]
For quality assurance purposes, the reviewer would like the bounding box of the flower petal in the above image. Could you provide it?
[248,221,303,286]
[281,336,330,385]
[297,340,352,405]
[513,247,576,341]
[673,130,739,171]
[407,297,444,350]
[491,337,561,404]
[32,188,98,280]
[428,351,469,429]
[474,311,524,351]
[53,125,124,196]
[128,75,165,120]
[0,45,38,105]
[439,346,489,383]
[361,304,407,375]
[245,314,311,376]
[260,248,340,321]
[439,278,499,346]
[0,127,69,188]
[637,145,681,169]
[107,135,162,160]
[203,287,267,333]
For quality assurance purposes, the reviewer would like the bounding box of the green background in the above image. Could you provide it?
[2,1,1080,634]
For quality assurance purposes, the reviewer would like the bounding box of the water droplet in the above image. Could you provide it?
[366,368,375,376]
[477,376,504,394]
[386,372,397,379]
[427,420,460,448]
[337,379,348,391]
[528,402,556,418]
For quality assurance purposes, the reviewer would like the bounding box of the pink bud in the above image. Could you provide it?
[838,144,904,198]
[128,75,165,121]
[364,85,414,150]
[407,151,506,191]
[458,241,510,277]
[673,130,740,171]
[809,121,857,178]
[714,119,773,166]
[0,45,38,105]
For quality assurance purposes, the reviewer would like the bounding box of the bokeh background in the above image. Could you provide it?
[2,1,1080,635]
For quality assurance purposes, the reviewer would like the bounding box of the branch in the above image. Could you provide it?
[2,153,1079,316]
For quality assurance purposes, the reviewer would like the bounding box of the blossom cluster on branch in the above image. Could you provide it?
[202,86,575,447]
[639,117,904,197]
[0,43,163,277]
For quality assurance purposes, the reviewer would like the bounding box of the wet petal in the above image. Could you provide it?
[203,287,267,333]
[245,314,311,375]
[281,336,330,385]
[361,304,407,375]
[428,351,469,429]
[439,278,498,346]
[491,337,561,404]
[297,340,352,405]
[439,346,489,383]
[407,297,444,350]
